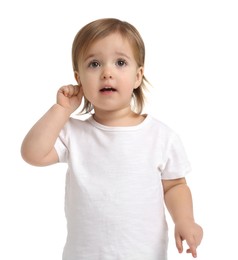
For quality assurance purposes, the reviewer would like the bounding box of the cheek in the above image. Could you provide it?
[81,86,90,99]
[80,73,96,87]
[81,83,97,103]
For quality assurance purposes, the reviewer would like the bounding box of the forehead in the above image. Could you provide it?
[85,32,134,57]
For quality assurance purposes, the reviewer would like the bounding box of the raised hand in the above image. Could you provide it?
[57,84,83,114]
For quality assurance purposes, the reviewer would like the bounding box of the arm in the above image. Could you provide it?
[162,177,203,258]
[21,85,83,166]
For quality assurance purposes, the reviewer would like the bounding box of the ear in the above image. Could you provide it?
[74,71,81,85]
[134,66,144,89]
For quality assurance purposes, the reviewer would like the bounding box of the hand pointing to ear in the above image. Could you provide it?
[57,84,83,114]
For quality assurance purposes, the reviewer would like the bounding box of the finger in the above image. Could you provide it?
[58,85,71,97]
[186,247,197,258]
[186,236,197,258]
[67,84,76,97]
[62,84,79,97]
[73,85,82,96]
[175,234,183,254]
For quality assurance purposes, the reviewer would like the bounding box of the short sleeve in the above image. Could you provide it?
[160,133,191,180]
[54,132,69,163]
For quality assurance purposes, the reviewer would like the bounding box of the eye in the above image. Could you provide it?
[116,59,127,67]
[89,60,100,68]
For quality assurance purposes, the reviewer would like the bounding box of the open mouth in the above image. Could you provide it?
[100,87,117,92]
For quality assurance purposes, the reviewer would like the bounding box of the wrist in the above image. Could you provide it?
[52,104,72,118]
[174,217,195,225]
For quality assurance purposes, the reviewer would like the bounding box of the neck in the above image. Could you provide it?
[93,107,144,127]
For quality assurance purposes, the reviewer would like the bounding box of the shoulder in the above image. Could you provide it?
[65,115,92,128]
[145,115,186,152]
[58,115,92,139]
[146,115,177,137]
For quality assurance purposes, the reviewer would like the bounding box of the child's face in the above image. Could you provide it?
[75,32,143,113]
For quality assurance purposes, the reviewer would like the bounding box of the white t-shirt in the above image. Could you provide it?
[54,115,191,260]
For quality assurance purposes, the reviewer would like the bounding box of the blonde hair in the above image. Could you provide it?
[72,18,149,114]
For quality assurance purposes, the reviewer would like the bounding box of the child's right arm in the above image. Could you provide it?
[21,85,83,166]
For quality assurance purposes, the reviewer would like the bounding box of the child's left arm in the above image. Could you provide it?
[162,177,203,258]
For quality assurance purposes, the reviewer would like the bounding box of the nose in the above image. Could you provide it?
[101,65,113,79]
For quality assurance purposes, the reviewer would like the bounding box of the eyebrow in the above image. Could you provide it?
[115,51,131,60]
[84,51,132,62]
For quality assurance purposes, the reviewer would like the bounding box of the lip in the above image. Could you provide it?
[99,85,117,94]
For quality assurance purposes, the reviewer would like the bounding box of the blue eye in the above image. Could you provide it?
[116,59,127,67]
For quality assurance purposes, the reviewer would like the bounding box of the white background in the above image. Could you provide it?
[1,0,237,259]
